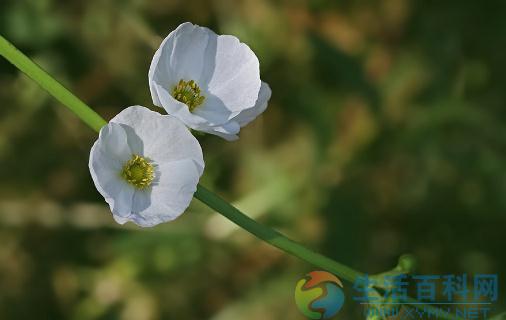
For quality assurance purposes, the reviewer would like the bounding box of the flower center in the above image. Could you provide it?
[172,79,205,112]
[121,154,154,189]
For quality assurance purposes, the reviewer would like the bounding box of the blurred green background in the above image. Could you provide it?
[0,0,505,319]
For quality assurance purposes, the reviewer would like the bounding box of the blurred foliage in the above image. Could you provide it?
[0,0,505,319]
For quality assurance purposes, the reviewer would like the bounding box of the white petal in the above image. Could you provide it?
[192,94,236,125]
[206,34,261,113]
[233,81,272,127]
[127,160,202,227]
[153,83,201,127]
[98,121,132,162]
[205,131,238,141]
[89,122,134,217]
[149,23,233,127]
[201,120,241,141]
[148,22,262,135]
[149,22,217,90]
[112,215,131,225]
[89,106,205,227]
[153,81,233,129]
[192,82,270,140]
[110,106,204,173]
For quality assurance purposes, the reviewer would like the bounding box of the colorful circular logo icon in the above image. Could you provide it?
[294,271,345,319]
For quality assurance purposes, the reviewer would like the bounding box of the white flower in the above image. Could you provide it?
[148,22,271,141]
[89,106,204,227]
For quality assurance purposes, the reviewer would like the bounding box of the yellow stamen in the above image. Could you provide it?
[171,79,205,112]
[121,154,154,189]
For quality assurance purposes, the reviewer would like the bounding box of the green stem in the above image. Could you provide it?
[195,184,363,282]
[0,35,106,132]
[0,34,465,320]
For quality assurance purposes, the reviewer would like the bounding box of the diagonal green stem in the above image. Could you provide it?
[0,36,106,132]
[0,34,465,320]
[194,184,363,282]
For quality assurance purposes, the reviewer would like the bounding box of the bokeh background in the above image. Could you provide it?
[0,0,505,319]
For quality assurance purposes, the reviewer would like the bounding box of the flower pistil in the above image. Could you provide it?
[121,154,154,189]
[172,79,205,112]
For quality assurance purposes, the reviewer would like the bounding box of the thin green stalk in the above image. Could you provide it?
[0,35,106,132]
[195,184,363,282]
[0,34,465,320]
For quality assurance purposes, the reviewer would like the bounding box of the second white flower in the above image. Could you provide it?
[149,22,271,141]
[89,106,204,227]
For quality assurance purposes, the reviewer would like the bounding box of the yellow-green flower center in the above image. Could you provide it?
[172,79,205,112]
[121,154,154,189]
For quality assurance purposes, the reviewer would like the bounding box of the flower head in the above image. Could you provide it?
[149,22,271,141]
[89,106,204,227]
